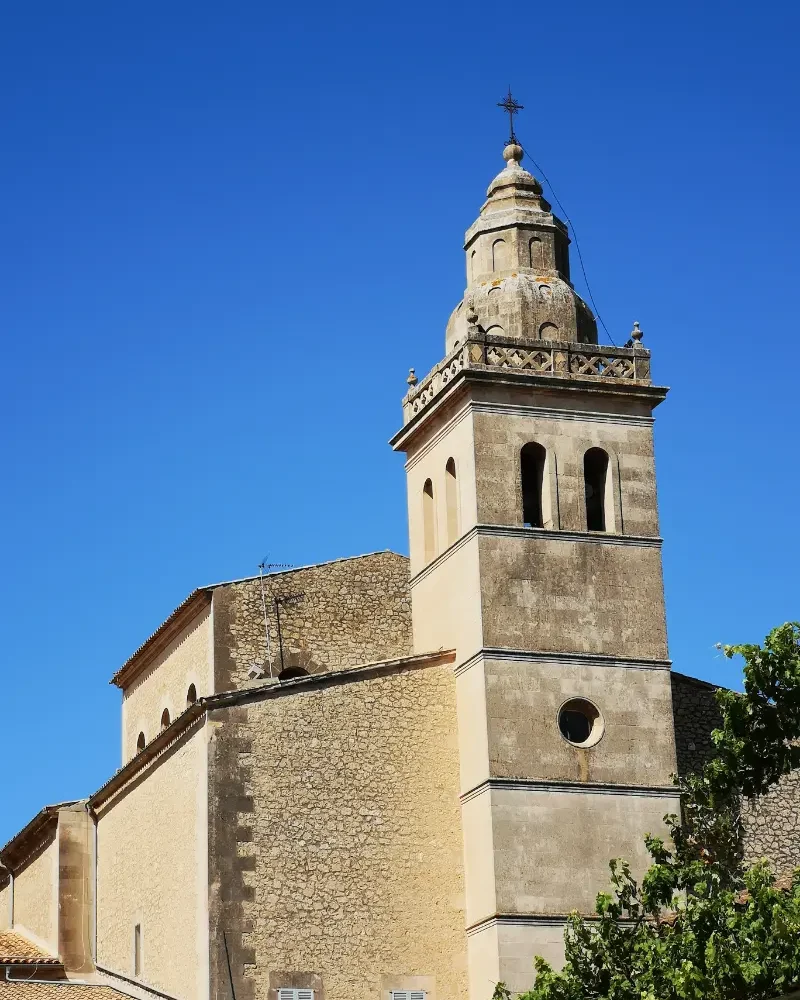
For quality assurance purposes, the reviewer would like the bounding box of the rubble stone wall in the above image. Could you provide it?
[207,658,467,1000]
[670,671,800,878]
[212,552,412,691]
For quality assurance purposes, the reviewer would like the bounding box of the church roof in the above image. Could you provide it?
[0,931,59,965]
[0,986,130,1000]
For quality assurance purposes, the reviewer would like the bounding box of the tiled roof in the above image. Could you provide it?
[0,931,59,964]
[0,986,129,1000]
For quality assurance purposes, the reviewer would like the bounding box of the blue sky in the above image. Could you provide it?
[1,0,797,843]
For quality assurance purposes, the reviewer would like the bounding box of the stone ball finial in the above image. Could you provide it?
[630,321,644,345]
[503,143,524,166]
[407,368,418,387]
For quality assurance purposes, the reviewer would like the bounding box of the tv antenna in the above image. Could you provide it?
[257,558,293,678]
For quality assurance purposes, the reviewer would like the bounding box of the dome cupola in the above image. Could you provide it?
[445,143,598,353]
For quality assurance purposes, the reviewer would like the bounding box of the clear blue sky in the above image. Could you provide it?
[1,0,797,843]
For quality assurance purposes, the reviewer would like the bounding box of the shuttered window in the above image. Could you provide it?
[276,991,314,1000]
[390,992,426,1000]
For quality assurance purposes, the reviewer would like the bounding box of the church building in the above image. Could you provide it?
[1,133,797,1000]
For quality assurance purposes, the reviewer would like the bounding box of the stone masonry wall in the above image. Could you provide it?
[207,660,467,1000]
[12,829,58,953]
[671,671,800,879]
[670,671,723,777]
[96,721,208,1000]
[122,604,212,763]
[212,552,412,690]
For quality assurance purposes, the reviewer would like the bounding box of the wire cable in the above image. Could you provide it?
[519,141,617,347]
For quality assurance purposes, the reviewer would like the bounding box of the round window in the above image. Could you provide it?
[558,698,604,748]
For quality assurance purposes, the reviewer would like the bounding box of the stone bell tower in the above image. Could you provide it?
[391,141,680,995]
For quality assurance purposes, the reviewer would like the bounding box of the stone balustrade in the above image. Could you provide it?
[402,336,653,424]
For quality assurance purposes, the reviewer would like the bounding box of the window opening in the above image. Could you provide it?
[390,992,426,1000]
[160,708,171,731]
[422,478,436,563]
[558,699,604,748]
[276,991,314,1000]
[278,666,309,681]
[136,732,145,754]
[529,236,543,270]
[186,684,197,707]
[520,443,547,528]
[445,458,459,546]
[492,238,508,271]
[133,923,141,977]
[584,448,609,531]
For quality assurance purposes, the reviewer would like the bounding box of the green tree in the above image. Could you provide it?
[494,622,800,1000]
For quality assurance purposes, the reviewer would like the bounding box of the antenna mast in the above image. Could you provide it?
[257,562,274,677]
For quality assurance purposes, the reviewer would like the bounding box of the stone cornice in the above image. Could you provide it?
[454,648,673,677]
[409,523,662,588]
[470,399,655,426]
[461,777,681,805]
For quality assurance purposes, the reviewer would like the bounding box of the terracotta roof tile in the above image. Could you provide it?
[0,932,58,965]
[0,985,128,1000]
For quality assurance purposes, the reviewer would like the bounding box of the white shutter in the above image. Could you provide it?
[277,990,314,1000]
[390,992,426,1000]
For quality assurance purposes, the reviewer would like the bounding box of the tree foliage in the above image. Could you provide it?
[494,622,800,1000]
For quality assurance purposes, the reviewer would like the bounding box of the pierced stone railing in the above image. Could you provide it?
[402,336,652,424]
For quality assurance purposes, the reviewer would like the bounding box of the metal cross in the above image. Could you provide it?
[497,87,524,145]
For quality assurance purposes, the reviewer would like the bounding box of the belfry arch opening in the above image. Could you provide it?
[186,684,197,708]
[584,448,610,531]
[492,238,508,271]
[136,732,145,754]
[422,478,436,563]
[160,708,171,731]
[445,458,459,546]
[520,443,549,528]
[529,236,543,271]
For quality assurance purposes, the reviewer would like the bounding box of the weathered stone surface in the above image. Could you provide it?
[212,552,412,690]
[208,661,467,1000]
[671,671,800,879]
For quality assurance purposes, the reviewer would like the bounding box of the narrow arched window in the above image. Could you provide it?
[445,458,459,546]
[136,732,146,754]
[584,448,609,531]
[160,708,171,731]
[470,249,477,281]
[529,236,543,271]
[186,684,197,708]
[521,443,547,528]
[492,238,508,271]
[423,478,436,563]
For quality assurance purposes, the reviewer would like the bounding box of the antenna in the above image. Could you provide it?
[257,558,294,678]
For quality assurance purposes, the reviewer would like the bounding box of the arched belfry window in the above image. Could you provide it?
[492,238,508,271]
[136,731,146,754]
[160,708,171,731]
[422,478,436,563]
[186,684,197,708]
[529,236,543,271]
[584,448,610,531]
[445,458,459,546]
[521,443,548,528]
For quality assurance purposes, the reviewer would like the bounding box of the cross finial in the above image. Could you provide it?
[497,86,524,146]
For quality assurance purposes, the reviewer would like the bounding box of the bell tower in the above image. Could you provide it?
[391,137,680,995]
